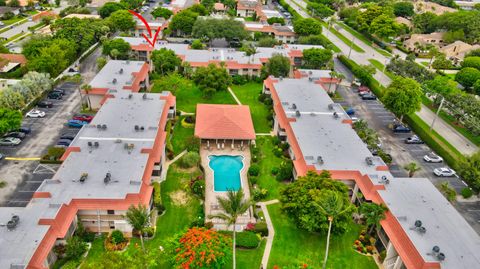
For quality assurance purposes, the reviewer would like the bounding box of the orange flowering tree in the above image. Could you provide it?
[168,227,232,269]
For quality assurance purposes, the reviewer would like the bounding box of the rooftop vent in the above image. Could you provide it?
[102,124,107,130]
[112,78,117,84]
[87,141,93,147]
[295,110,301,117]
[429,246,446,261]
[333,112,339,119]
[410,220,427,234]
[119,68,124,74]
[291,103,297,110]
[143,93,147,100]
[328,104,334,110]
[124,143,135,153]
[79,173,88,183]
[96,124,102,129]
[128,94,133,99]
[94,141,99,148]
[104,172,112,184]
[135,125,139,131]
[365,157,374,166]
[279,76,283,80]
[115,139,122,143]
[308,77,313,82]
[317,156,324,164]
[6,215,20,230]
[380,175,390,185]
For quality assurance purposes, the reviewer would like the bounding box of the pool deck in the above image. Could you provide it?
[200,143,256,230]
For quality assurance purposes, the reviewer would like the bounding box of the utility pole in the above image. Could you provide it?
[430,97,445,132]
[347,36,356,59]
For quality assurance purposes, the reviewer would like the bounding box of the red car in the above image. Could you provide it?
[73,114,94,122]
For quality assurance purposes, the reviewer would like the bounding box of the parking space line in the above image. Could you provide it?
[26,180,44,183]
[5,157,41,161]
[18,190,35,193]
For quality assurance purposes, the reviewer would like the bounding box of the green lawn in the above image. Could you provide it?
[1,16,25,26]
[368,59,396,80]
[267,204,376,269]
[336,22,391,57]
[226,239,267,268]
[231,83,272,133]
[255,137,287,200]
[170,116,195,155]
[176,83,236,113]
[80,235,107,266]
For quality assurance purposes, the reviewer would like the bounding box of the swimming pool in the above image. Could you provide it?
[208,155,244,192]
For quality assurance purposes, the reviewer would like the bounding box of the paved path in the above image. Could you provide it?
[417,104,478,155]
[159,150,187,181]
[285,0,478,156]
[0,21,36,39]
[228,87,242,105]
[258,199,279,269]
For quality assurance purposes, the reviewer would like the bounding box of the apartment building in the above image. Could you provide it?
[263,76,480,269]
[119,37,322,77]
[133,19,169,39]
[244,22,297,44]
[86,60,150,110]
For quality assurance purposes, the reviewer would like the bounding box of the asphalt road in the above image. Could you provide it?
[0,82,81,207]
[334,58,480,234]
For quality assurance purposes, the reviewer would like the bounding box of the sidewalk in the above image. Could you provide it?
[258,199,279,269]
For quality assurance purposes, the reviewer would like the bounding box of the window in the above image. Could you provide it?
[107,210,115,215]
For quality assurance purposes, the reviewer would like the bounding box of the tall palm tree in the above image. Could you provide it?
[81,84,92,110]
[314,190,354,269]
[208,188,251,269]
[404,162,421,177]
[359,202,388,235]
[125,204,150,252]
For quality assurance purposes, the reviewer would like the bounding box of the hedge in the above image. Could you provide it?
[220,231,260,249]
[153,181,164,213]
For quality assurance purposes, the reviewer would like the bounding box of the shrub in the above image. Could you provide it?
[41,146,66,163]
[53,244,66,258]
[244,222,255,232]
[461,187,474,199]
[185,136,200,152]
[232,75,247,85]
[252,188,268,201]
[271,167,279,175]
[153,181,162,208]
[248,175,258,185]
[248,164,260,176]
[143,227,155,237]
[205,221,214,229]
[273,146,283,158]
[235,231,260,248]
[191,39,203,49]
[254,222,268,237]
[178,151,200,168]
[191,178,205,198]
[110,230,125,245]
[184,115,195,124]
[156,204,166,215]
[276,160,293,181]
[379,250,387,262]
[62,260,80,269]
[66,236,87,260]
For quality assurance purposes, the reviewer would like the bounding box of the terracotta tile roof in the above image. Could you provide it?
[195,104,256,140]
[214,3,226,10]
[0,53,27,66]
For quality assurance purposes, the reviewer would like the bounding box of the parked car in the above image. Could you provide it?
[0,153,3,160]
[18,126,31,134]
[52,88,65,95]
[392,124,411,133]
[48,92,63,100]
[405,135,424,144]
[73,114,94,122]
[434,167,456,177]
[57,139,72,147]
[357,86,369,93]
[229,38,242,48]
[345,107,355,116]
[3,132,26,139]
[26,109,46,118]
[60,133,76,140]
[37,100,53,108]
[352,78,361,87]
[0,137,21,146]
[67,120,88,128]
[351,116,359,123]
[424,152,443,163]
[361,93,377,100]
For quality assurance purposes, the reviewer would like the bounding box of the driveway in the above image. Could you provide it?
[0,82,82,206]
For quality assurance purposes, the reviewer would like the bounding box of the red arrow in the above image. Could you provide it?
[128,10,160,48]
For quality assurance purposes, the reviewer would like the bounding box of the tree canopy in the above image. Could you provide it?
[192,63,232,97]
[458,152,480,192]
[98,2,125,18]
[119,0,142,10]
[151,7,173,19]
[293,18,322,36]
[265,54,291,77]
[393,2,414,18]
[192,18,248,41]
[302,48,333,69]
[455,67,480,90]
[102,38,131,59]
[107,10,136,32]
[382,76,423,120]
[151,48,182,75]
[0,108,22,134]
[280,171,355,234]
[462,56,480,71]
[170,10,199,36]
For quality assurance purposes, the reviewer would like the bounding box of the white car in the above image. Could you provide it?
[352,78,361,87]
[26,109,45,118]
[434,167,456,177]
[423,153,443,163]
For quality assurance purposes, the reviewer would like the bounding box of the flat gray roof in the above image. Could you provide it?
[119,37,322,66]
[89,60,146,91]
[273,78,387,176]
[379,178,480,268]
[0,92,169,268]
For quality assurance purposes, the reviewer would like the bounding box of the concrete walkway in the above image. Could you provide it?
[159,150,187,181]
[416,104,478,155]
[258,199,279,269]
[228,87,242,105]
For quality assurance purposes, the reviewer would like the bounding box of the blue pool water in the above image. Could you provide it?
[208,155,244,192]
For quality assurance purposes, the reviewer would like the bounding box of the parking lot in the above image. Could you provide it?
[334,58,480,233]
[0,82,82,207]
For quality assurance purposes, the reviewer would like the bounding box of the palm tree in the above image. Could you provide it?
[208,188,251,269]
[359,202,388,235]
[314,190,354,269]
[125,204,150,252]
[404,162,421,177]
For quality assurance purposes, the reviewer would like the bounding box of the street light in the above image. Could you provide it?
[430,96,445,132]
[347,35,356,59]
